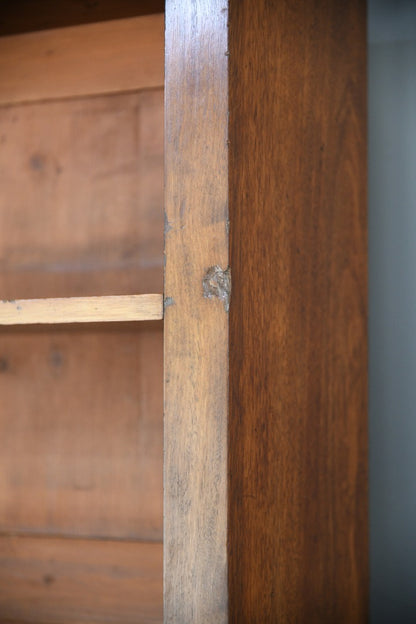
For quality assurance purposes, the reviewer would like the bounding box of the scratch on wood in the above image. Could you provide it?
[202,265,231,312]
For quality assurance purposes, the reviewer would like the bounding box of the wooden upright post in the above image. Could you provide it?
[164,1,229,622]
[165,1,367,622]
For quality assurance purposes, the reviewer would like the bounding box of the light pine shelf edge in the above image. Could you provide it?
[0,294,163,325]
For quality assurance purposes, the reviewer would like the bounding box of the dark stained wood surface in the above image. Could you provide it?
[0,535,162,623]
[0,1,164,36]
[164,0,229,621]
[228,0,368,622]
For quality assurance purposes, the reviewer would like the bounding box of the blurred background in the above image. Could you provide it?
[369,0,416,621]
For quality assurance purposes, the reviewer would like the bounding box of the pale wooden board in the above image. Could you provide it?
[0,14,164,105]
[164,1,229,622]
[0,294,163,325]
[0,535,162,623]
[0,89,164,299]
[0,322,163,540]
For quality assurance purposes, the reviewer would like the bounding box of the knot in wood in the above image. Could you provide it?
[202,265,231,312]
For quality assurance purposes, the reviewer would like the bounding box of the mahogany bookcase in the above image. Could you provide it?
[0,1,367,622]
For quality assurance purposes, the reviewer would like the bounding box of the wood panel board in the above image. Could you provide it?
[0,535,162,623]
[0,89,164,299]
[0,14,164,105]
[0,322,163,540]
[228,0,368,622]
[0,1,165,36]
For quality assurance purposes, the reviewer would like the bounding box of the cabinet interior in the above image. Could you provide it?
[0,10,164,623]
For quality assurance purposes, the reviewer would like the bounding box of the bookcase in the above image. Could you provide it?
[0,1,368,623]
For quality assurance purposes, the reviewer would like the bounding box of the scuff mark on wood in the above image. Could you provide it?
[202,265,231,312]
[164,213,173,235]
[164,296,175,310]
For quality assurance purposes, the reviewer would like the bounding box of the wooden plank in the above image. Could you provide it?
[0,535,162,623]
[228,1,368,622]
[0,1,165,36]
[0,322,163,540]
[0,294,163,325]
[0,89,164,299]
[0,14,164,105]
[164,1,229,622]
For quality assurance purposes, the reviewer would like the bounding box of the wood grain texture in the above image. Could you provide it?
[0,15,164,105]
[0,0,164,36]
[0,13,164,621]
[0,535,162,623]
[228,1,368,622]
[0,53,164,542]
[0,322,163,540]
[164,1,229,622]
[0,89,164,299]
[0,294,163,325]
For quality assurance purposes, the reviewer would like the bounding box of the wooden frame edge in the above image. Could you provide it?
[164,1,229,622]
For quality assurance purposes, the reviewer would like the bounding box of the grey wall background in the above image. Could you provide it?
[369,1,416,622]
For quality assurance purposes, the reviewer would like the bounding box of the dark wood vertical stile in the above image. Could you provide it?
[227,1,367,621]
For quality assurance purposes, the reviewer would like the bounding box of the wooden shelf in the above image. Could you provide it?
[0,294,163,325]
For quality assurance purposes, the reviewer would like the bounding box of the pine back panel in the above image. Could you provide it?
[0,13,164,623]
